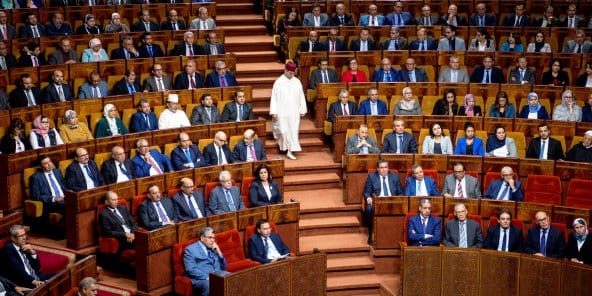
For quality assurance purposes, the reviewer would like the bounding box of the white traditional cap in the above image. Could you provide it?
[167,94,179,103]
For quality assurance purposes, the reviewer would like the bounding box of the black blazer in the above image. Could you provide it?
[203,143,234,166]
[232,140,267,162]
[112,79,141,95]
[131,21,160,32]
[0,24,16,41]
[327,101,357,122]
[320,39,346,52]
[171,145,207,171]
[101,158,136,185]
[565,234,592,264]
[381,132,418,153]
[525,137,564,160]
[524,226,565,259]
[17,54,46,67]
[502,14,530,27]
[0,242,42,288]
[9,87,42,108]
[137,44,164,58]
[110,47,139,60]
[484,225,523,252]
[2,54,17,70]
[249,179,282,207]
[221,102,254,122]
[98,205,138,251]
[170,43,200,56]
[0,134,31,154]
[138,198,177,230]
[349,39,376,51]
[41,84,74,103]
[17,23,46,39]
[65,160,104,192]
[160,20,187,31]
[248,232,290,264]
[173,72,205,90]
[298,40,326,53]
[172,190,211,221]
[458,105,482,116]
[200,43,225,55]
[470,66,506,83]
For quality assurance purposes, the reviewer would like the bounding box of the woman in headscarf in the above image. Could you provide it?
[58,110,93,144]
[454,121,484,156]
[104,12,130,33]
[486,125,517,157]
[29,115,64,149]
[95,104,128,138]
[518,92,549,120]
[0,118,31,154]
[394,87,421,115]
[553,89,582,122]
[81,38,108,62]
[566,218,592,264]
[458,93,481,116]
[75,14,102,35]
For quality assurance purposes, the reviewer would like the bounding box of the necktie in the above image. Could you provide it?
[186,195,198,218]
[144,22,151,32]
[172,22,177,30]
[217,147,223,165]
[397,14,402,25]
[157,78,164,91]
[84,165,97,187]
[206,107,211,120]
[155,202,169,222]
[32,26,39,38]
[57,85,64,101]
[449,38,456,50]
[32,56,38,67]
[112,209,126,225]
[397,135,403,153]
[249,145,257,161]
[2,25,6,40]
[459,222,467,247]
[190,75,196,88]
[210,44,217,55]
[263,237,269,256]
[520,70,524,82]
[451,70,457,82]
[125,50,130,60]
[576,44,582,54]
[515,16,521,27]
[419,42,424,50]
[485,69,490,83]
[339,15,344,24]
[224,189,236,211]
[569,18,573,28]
[48,172,63,197]
[385,71,391,82]
[425,17,430,26]
[147,156,163,174]
[220,76,226,87]
[457,180,463,198]
[0,56,6,69]
[381,176,389,196]
[322,71,328,83]
[394,39,398,49]
[416,180,422,196]
[20,250,39,280]
[184,149,192,164]
[372,16,376,26]
[202,21,207,30]
[119,163,132,179]
[498,183,509,200]
[147,45,153,57]
[238,105,243,121]
[330,41,335,52]
[409,71,415,82]
[343,104,349,116]
[540,140,546,159]
[26,90,35,106]
[189,46,194,56]
[479,16,484,26]
[502,229,508,251]
[540,229,547,256]
[422,218,427,231]
[94,87,101,98]
[144,114,150,127]
[127,83,135,94]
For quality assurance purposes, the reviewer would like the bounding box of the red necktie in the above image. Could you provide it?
[249,145,257,161]
[343,104,349,116]
[189,46,194,56]
[2,26,6,40]
[331,42,335,52]
[190,75,196,88]
[220,76,225,87]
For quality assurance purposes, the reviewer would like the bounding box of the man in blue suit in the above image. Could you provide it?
[484,166,523,201]
[65,147,104,192]
[249,219,291,264]
[381,119,418,153]
[470,55,505,83]
[110,36,139,60]
[348,28,376,51]
[205,60,238,88]
[407,199,441,246]
[404,165,439,197]
[30,155,66,214]
[232,129,267,162]
[484,210,523,252]
[469,3,496,26]
[183,227,230,295]
[220,90,253,122]
[524,211,565,258]
[364,160,403,244]
[172,178,210,221]
[209,170,245,214]
[78,71,108,99]
[171,132,207,171]
[327,89,357,122]
[112,70,141,95]
[137,32,164,58]
[359,87,388,115]
[138,184,177,230]
[400,58,428,82]
[385,2,414,26]
[358,4,385,27]
[130,98,159,132]
[372,58,402,83]
[409,28,437,50]
[132,138,173,178]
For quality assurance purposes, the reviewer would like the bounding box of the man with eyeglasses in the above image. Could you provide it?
[308,57,338,89]
[184,227,230,295]
[328,88,357,122]
[78,71,108,99]
[469,2,496,26]
[191,93,220,125]
[172,178,210,221]
[132,138,173,178]
[209,170,245,214]
[409,28,437,51]
[415,5,438,26]
[401,57,428,82]
[30,154,66,214]
[381,119,417,153]
[203,131,234,166]
[380,26,407,51]
[232,129,267,162]
[443,203,483,248]
[65,147,104,192]
[385,1,413,26]
[249,218,291,264]
[525,211,565,258]
[484,166,522,201]
[438,55,469,83]
[0,41,16,70]
[206,60,237,88]
[532,5,560,27]
[171,132,207,171]
[437,25,465,51]
[0,11,16,41]
[138,184,177,230]
[0,225,50,289]
[372,58,401,83]
[101,146,136,185]
[143,64,171,92]
[442,162,481,198]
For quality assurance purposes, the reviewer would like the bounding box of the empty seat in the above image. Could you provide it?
[565,179,592,209]
[524,174,561,205]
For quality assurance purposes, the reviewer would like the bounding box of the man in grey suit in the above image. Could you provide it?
[308,57,338,89]
[190,7,216,30]
[380,26,407,50]
[509,57,536,85]
[561,4,584,28]
[346,124,379,154]
[191,93,220,125]
[48,37,77,65]
[143,63,171,92]
[437,25,466,51]
[209,170,245,214]
[78,71,108,99]
[562,29,592,53]
[415,5,439,26]
[200,31,225,55]
[442,162,482,198]
[172,178,210,221]
[0,11,16,41]
[438,55,469,83]
[443,203,483,248]
[401,58,428,82]
[302,3,329,27]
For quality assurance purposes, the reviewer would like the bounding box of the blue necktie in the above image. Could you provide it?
[186,195,198,218]
[127,83,135,94]
[48,172,63,197]
[479,16,484,26]
[419,42,424,50]
[382,176,389,196]
[238,105,243,121]
[498,183,509,200]
[119,163,132,179]
[540,229,547,256]
[263,237,269,256]
[502,229,508,251]
[224,189,236,211]
[184,149,193,164]
[84,165,97,187]
[147,45,153,57]
[217,147,223,165]
[485,69,490,83]
[155,202,169,222]
[539,140,546,159]
[397,135,403,153]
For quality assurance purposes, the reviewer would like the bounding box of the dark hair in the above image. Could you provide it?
[493,125,505,134]
[494,91,510,111]
[429,122,442,138]
[497,209,512,220]
[464,121,475,131]
[508,31,521,44]
[550,58,563,68]
[36,154,51,166]
[200,93,212,102]
[8,118,25,136]
[254,163,271,181]
[256,218,269,230]
[453,162,465,171]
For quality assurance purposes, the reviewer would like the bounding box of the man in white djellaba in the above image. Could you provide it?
[269,61,307,160]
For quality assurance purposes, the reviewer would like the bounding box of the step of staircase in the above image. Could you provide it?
[216,14,265,26]
[300,232,370,254]
[235,51,278,63]
[219,25,268,36]
[225,35,275,52]
[280,150,340,175]
[327,274,399,296]
[300,216,362,236]
[283,172,341,191]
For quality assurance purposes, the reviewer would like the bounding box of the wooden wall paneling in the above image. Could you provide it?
[518,255,562,296]
[441,248,480,296]
[401,247,442,296]
[479,249,520,296]
[207,212,238,233]
[176,218,207,242]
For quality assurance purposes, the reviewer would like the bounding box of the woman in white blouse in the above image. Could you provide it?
[29,115,64,149]
[468,27,495,52]
[526,31,552,53]
[422,122,453,154]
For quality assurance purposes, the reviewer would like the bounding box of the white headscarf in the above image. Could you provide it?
[103,104,119,135]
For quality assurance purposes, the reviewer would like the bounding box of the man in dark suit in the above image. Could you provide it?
[171,132,207,171]
[30,155,66,215]
[131,9,160,32]
[46,12,73,36]
[183,227,229,295]
[380,26,408,50]
[173,60,205,90]
[65,147,104,192]
[137,32,164,58]
[501,3,530,27]
[0,42,17,70]
[440,4,468,26]
[469,2,496,26]
[18,13,46,39]
[170,31,200,56]
[48,37,77,65]
[320,29,346,53]
[561,4,584,28]
[132,139,173,178]
[0,11,16,41]
[308,57,339,89]
[0,274,31,296]
[484,166,523,201]
[138,184,177,230]
[531,5,561,27]
[470,55,506,83]
[99,191,139,252]
[101,146,136,185]
[526,123,564,160]
[209,170,246,214]
[160,9,187,31]
[221,90,254,122]
[9,74,41,108]
[190,93,220,125]
[415,5,439,26]
[404,165,439,197]
[358,87,388,116]
[0,225,52,289]
[484,210,523,252]
[111,36,139,60]
[407,199,441,246]
[328,89,357,122]
[381,119,418,153]
[372,58,402,83]
[203,131,234,165]
[130,98,159,132]
[233,129,267,162]
[297,30,325,55]
[524,211,565,258]
[364,160,403,244]
[206,60,238,87]
[442,162,482,198]
[112,70,141,95]
[401,58,428,82]
[509,57,536,85]
[409,28,437,50]
[349,28,376,51]
[172,178,210,221]
[249,219,291,264]
[143,64,171,92]
[444,203,483,248]
[17,42,46,68]
[200,31,225,55]
[384,1,414,26]
[41,70,74,103]
[328,3,355,26]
